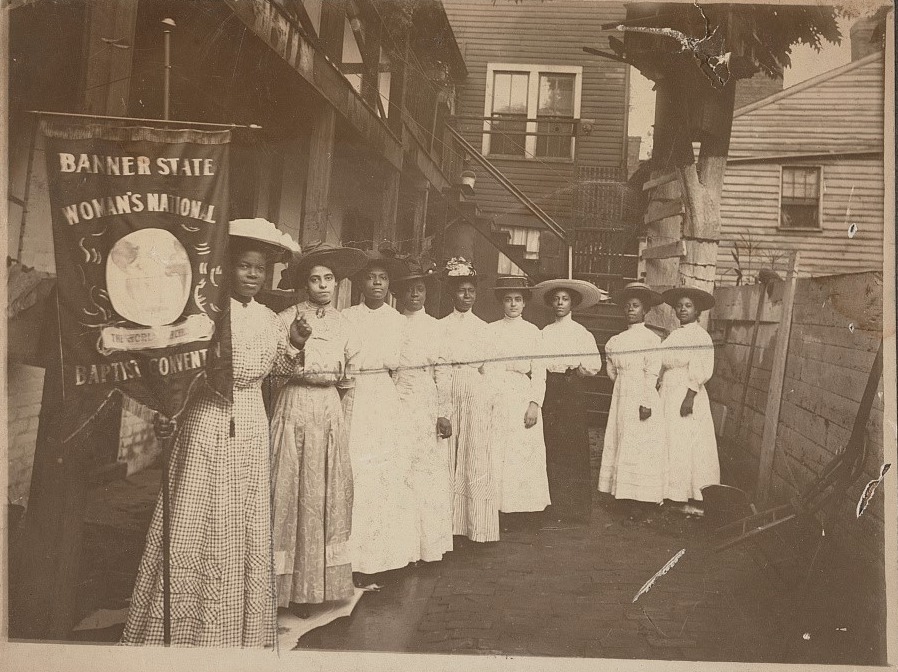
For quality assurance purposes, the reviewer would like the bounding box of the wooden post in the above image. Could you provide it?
[379,167,400,244]
[302,106,336,245]
[734,280,768,442]
[755,252,800,505]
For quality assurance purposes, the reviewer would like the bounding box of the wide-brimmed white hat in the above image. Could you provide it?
[229,218,301,261]
[532,278,607,311]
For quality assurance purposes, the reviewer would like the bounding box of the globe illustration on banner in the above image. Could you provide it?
[106,228,192,327]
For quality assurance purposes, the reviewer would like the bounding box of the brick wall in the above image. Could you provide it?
[7,363,45,508]
[707,271,885,568]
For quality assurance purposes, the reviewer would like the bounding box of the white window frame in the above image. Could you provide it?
[778,164,824,231]
[482,63,583,160]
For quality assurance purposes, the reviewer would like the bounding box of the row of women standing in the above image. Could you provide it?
[597,281,720,520]
[121,217,719,648]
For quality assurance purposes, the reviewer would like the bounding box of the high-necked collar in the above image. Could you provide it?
[627,321,646,331]
[452,308,472,318]
[403,307,426,318]
[362,301,388,313]
[231,296,255,310]
[502,315,523,324]
[554,312,574,325]
[679,320,700,330]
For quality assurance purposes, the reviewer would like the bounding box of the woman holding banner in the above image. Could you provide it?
[122,219,302,648]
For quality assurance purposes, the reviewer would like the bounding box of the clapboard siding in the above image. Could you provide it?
[729,54,884,158]
[718,52,885,282]
[717,157,884,282]
[444,0,628,229]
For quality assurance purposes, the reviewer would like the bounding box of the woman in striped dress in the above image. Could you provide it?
[269,243,367,618]
[439,258,499,543]
[122,219,301,647]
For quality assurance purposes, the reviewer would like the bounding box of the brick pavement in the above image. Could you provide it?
[296,429,885,664]
[47,428,884,663]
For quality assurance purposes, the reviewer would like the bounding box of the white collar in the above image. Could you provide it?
[555,313,574,325]
[231,297,255,310]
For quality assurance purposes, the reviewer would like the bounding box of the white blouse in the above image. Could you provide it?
[541,313,603,375]
[399,308,452,418]
[661,321,715,391]
[439,308,492,370]
[342,302,404,378]
[605,322,663,408]
[486,316,546,406]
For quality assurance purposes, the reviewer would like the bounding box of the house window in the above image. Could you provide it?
[497,226,540,276]
[780,166,821,229]
[483,64,582,160]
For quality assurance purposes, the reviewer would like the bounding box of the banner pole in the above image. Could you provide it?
[161,16,175,648]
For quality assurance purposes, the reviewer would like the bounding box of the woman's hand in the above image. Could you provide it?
[524,402,539,429]
[639,405,652,421]
[437,417,452,439]
[680,389,697,417]
[289,314,312,349]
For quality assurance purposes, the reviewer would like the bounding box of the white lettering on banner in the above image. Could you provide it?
[61,193,215,225]
[58,153,214,176]
[74,359,143,386]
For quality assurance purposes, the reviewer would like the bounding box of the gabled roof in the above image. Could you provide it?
[733,51,883,119]
[728,51,884,159]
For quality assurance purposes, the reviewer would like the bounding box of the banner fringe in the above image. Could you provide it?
[40,121,231,145]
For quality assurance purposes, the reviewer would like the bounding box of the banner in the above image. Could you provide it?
[41,122,232,441]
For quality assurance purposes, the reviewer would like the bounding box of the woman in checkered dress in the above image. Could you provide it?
[122,221,303,647]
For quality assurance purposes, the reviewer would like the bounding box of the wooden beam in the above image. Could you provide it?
[223,0,403,171]
[640,240,685,260]
[302,106,336,245]
[756,252,800,505]
[318,0,346,62]
[642,170,678,192]
[643,198,684,225]
[379,168,400,243]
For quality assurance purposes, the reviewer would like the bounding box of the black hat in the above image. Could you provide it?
[492,275,532,300]
[662,286,716,312]
[285,241,368,288]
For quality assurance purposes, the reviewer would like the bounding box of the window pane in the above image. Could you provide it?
[536,120,574,158]
[781,167,821,228]
[493,72,528,114]
[538,74,574,116]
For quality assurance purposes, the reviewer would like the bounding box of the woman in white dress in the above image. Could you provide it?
[598,282,667,521]
[486,276,551,531]
[439,258,498,543]
[341,252,418,577]
[269,243,367,618]
[123,219,302,647]
[532,279,605,524]
[659,287,720,514]
[393,258,454,562]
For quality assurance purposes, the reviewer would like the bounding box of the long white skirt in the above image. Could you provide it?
[659,367,720,502]
[491,370,551,513]
[342,371,418,573]
[395,369,453,562]
[598,371,666,503]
